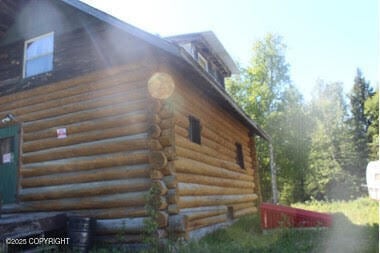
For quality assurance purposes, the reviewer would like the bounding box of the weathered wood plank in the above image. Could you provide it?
[178,194,257,209]
[174,158,252,182]
[21,151,150,176]
[23,122,150,153]
[177,182,253,196]
[23,110,148,142]
[23,134,150,164]
[12,192,167,212]
[19,178,153,200]
[176,173,254,189]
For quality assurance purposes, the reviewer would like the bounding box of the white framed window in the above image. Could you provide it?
[197,53,208,72]
[23,32,54,78]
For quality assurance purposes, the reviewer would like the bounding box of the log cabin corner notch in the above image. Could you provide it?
[0,0,270,244]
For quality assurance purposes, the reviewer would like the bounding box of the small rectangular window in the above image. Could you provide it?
[23,32,54,78]
[188,116,201,144]
[236,143,244,169]
[197,53,208,72]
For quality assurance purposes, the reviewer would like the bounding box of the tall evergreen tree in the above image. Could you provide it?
[349,69,374,177]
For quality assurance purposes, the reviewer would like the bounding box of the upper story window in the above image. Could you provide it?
[188,116,201,144]
[197,53,208,72]
[23,32,54,78]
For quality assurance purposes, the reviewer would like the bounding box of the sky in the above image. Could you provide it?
[82,0,378,101]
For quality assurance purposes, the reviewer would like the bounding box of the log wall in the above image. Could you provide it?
[164,69,260,237]
[0,63,171,239]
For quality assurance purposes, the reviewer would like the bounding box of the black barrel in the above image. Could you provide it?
[67,216,96,253]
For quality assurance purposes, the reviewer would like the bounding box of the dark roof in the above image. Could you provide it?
[165,31,239,75]
[0,0,270,141]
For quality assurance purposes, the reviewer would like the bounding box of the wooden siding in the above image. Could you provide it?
[158,68,259,237]
[0,21,152,96]
[0,63,172,237]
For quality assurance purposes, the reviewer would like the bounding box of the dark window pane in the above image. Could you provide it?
[188,116,201,144]
[236,143,244,169]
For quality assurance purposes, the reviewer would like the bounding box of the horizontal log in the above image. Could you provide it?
[176,146,241,172]
[177,183,253,196]
[176,173,254,189]
[21,164,150,185]
[184,209,227,222]
[23,121,150,153]
[175,135,230,163]
[233,202,255,211]
[234,207,258,218]
[23,111,148,142]
[0,64,150,111]
[21,151,150,176]
[19,178,153,201]
[96,213,167,234]
[187,214,227,231]
[23,99,148,133]
[15,192,167,212]
[174,158,252,182]
[174,124,235,161]
[23,134,150,164]
[178,194,257,209]
[179,206,228,214]
[20,87,147,123]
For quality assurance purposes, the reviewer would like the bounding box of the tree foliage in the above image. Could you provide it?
[307,81,361,200]
[227,34,377,203]
[348,69,374,177]
[364,88,379,160]
[227,33,310,203]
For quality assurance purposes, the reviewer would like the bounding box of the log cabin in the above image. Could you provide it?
[0,0,270,244]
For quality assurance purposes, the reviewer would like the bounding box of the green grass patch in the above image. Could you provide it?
[292,196,378,225]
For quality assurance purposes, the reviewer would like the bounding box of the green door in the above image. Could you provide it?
[0,124,20,204]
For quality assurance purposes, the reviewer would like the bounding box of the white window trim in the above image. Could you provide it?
[23,32,54,78]
[197,52,208,72]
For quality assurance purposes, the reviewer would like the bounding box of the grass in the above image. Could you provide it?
[292,196,379,225]
[90,197,378,253]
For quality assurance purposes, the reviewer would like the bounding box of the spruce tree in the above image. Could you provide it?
[349,69,374,177]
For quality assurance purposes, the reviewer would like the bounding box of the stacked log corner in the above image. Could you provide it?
[147,96,171,244]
